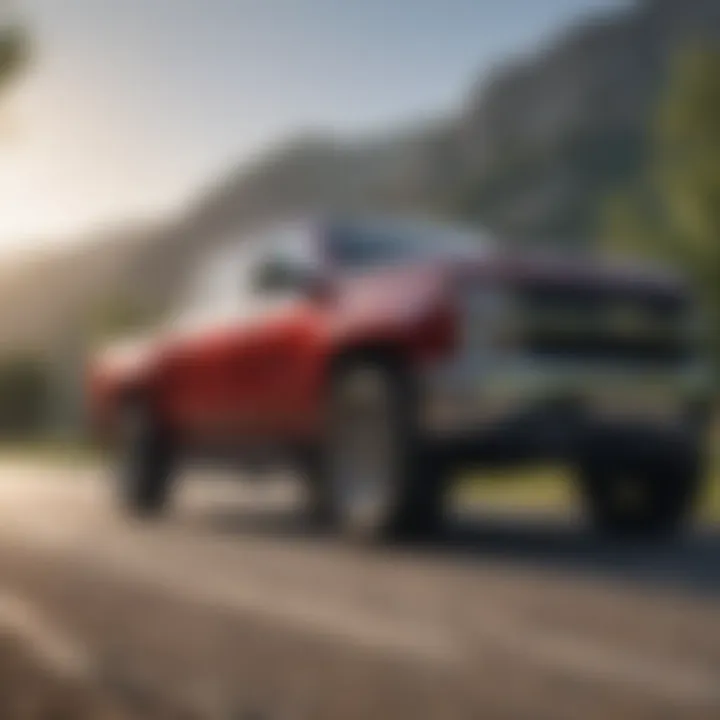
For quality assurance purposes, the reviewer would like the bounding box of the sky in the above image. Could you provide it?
[0,0,630,256]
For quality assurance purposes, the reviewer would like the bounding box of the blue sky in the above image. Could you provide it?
[0,0,630,253]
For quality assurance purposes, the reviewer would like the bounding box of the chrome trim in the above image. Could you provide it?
[420,356,712,436]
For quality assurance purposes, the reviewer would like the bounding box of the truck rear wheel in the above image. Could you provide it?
[315,361,447,542]
[116,403,175,518]
[578,437,702,539]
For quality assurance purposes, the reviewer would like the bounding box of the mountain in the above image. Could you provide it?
[164,0,720,248]
[1,0,719,354]
[450,0,720,242]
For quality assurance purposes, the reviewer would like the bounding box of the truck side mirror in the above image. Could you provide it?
[303,271,336,304]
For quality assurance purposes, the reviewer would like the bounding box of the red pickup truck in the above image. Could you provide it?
[88,216,712,540]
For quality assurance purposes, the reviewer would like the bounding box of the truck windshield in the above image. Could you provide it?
[327,218,487,272]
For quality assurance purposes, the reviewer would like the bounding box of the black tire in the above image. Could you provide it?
[308,360,447,542]
[116,403,175,518]
[578,434,702,539]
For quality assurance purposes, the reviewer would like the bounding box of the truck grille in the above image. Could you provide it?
[515,284,693,365]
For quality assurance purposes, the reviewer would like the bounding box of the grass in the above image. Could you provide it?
[702,457,720,522]
[0,438,102,466]
[460,448,720,523]
[458,465,575,511]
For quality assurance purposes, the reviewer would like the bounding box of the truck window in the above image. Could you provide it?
[327,218,483,272]
[248,224,320,299]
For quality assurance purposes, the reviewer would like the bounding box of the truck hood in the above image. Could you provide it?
[444,248,688,298]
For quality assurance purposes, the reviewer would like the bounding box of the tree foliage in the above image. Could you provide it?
[0,356,49,438]
[0,24,27,90]
[603,45,720,360]
[657,48,720,292]
[0,24,35,438]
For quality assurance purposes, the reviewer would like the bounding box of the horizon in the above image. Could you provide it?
[0,0,631,258]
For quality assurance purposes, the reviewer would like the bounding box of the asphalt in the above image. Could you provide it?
[0,463,717,719]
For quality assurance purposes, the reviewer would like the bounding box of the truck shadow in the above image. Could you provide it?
[430,510,720,597]
[188,500,720,599]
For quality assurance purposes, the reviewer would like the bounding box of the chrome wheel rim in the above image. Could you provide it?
[330,368,397,535]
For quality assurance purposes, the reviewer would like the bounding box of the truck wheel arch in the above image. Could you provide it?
[323,342,419,424]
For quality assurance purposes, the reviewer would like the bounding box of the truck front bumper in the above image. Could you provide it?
[418,358,712,465]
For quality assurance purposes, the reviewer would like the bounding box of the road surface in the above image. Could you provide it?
[0,462,717,719]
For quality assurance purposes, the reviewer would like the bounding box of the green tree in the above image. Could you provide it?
[657,48,720,327]
[0,23,27,90]
[604,45,720,361]
[0,356,49,438]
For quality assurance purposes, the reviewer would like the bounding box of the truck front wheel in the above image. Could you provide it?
[578,436,702,539]
[313,361,447,542]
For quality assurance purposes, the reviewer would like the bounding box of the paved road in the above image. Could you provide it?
[0,463,718,719]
